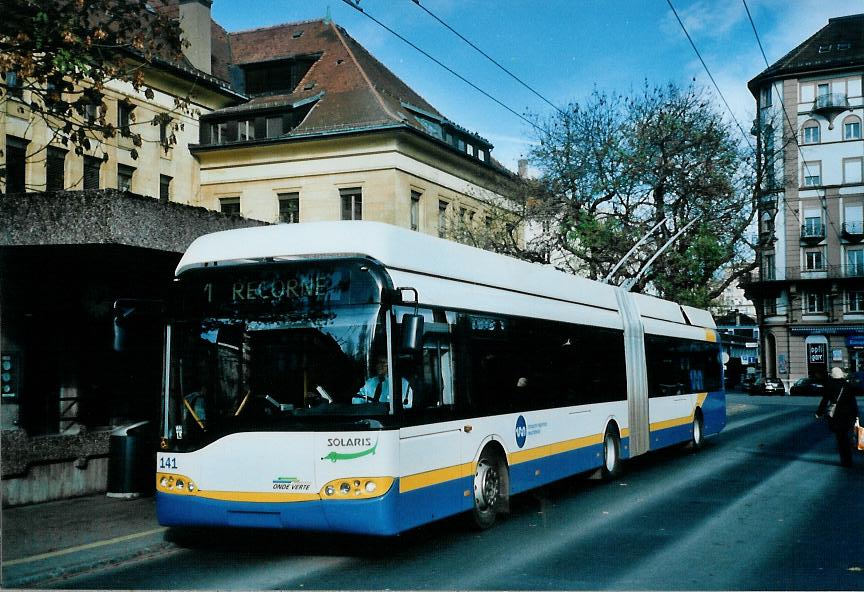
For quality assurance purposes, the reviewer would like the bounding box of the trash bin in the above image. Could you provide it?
[107,420,155,499]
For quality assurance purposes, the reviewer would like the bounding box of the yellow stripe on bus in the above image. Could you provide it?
[508,433,604,465]
[399,462,475,493]
[194,490,321,503]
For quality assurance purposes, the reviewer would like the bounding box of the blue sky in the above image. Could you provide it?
[212,0,859,171]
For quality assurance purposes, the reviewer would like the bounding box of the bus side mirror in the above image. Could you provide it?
[400,314,425,353]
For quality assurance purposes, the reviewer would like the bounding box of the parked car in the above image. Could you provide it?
[789,377,826,396]
[748,377,786,396]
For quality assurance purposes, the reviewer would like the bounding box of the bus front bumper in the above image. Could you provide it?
[156,485,401,535]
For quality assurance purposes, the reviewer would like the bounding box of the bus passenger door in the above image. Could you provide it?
[397,320,462,528]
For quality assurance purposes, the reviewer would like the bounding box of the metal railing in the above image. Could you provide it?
[743,265,864,285]
[800,224,825,241]
[813,93,849,112]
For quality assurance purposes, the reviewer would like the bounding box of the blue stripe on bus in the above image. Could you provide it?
[157,487,403,535]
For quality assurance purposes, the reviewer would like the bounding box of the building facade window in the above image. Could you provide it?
[117,164,135,191]
[760,85,772,108]
[849,291,864,313]
[410,190,421,231]
[845,204,864,235]
[46,147,66,191]
[220,197,241,215]
[802,121,820,144]
[438,200,449,238]
[805,292,825,314]
[83,155,101,190]
[4,70,23,99]
[843,158,863,185]
[117,101,134,130]
[4,136,27,194]
[764,296,778,316]
[844,116,862,141]
[159,175,172,202]
[278,192,300,223]
[238,119,255,142]
[805,249,824,271]
[763,252,776,280]
[266,117,283,138]
[847,249,864,277]
[340,188,362,221]
[803,213,823,237]
[803,161,822,187]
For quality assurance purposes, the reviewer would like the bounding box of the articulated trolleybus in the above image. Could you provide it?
[156,221,725,534]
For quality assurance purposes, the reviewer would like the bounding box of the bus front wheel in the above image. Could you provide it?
[472,448,508,529]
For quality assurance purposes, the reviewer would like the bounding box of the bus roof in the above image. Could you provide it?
[177,221,715,330]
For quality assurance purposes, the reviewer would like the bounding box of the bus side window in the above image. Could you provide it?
[410,333,452,409]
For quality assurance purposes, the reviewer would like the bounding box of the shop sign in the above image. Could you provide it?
[847,335,864,348]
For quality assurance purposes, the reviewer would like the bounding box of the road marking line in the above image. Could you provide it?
[4,527,167,566]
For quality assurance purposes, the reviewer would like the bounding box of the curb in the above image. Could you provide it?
[2,533,174,589]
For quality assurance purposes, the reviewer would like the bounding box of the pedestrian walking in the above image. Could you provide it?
[816,367,859,467]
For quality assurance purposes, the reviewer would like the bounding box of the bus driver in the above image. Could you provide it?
[353,353,413,408]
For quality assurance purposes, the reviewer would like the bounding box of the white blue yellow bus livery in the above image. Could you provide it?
[156,221,725,534]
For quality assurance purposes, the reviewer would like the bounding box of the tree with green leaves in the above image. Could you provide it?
[476,82,760,308]
[1,0,188,169]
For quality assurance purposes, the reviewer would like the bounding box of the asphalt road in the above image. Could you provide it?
[42,394,864,590]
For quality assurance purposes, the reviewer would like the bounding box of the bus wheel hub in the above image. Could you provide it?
[475,459,499,510]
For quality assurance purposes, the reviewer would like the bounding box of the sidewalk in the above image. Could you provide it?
[2,494,169,588]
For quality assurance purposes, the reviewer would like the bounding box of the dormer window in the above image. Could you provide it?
[242,55,319,97]
[201,97,318,146]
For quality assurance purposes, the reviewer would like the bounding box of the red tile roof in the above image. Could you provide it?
[223,19,465,141]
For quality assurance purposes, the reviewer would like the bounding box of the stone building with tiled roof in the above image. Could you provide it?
[744,14,864,384]
[190,15,511,235]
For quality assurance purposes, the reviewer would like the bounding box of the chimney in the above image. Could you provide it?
[517,158,528,178]
[179,0,212,75]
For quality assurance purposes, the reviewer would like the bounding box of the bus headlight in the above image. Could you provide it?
[157,473,196,495]
[320,477,393,500]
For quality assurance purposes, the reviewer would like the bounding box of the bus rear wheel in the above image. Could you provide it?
[472,449,507,529]
[600,427,621,479]
[689,412,704,450]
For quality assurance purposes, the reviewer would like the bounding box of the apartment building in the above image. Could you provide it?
[745,14,864,381]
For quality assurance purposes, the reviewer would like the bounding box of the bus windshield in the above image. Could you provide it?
[163,261,393,449]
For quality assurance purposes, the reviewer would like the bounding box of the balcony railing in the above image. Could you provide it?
[742,265,864,285]
[800,223,825,244]
[842,222,864,242]
[813,93,849,115]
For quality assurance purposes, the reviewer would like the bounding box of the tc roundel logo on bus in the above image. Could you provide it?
[515,415,527,448]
